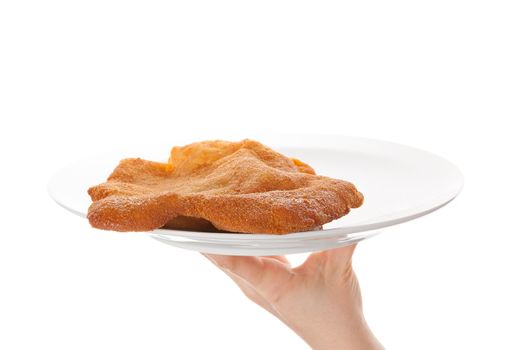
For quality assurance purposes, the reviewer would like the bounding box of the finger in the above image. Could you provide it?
[264,255,291,267]
[203,253,293,299]
[221,269,280,318]
[296,250,326,273]
[325,243,357,266]
[202,254,279,316]
[203,254,263,283]
[296,243,357,273]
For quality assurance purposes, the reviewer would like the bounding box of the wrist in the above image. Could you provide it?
[295,314,383,350]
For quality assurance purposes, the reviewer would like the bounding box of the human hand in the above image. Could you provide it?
[203,244,383,350]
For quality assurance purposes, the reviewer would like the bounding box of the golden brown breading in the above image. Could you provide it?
[87,139,363,234]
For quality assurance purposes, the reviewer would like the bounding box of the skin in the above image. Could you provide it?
[203,244,384,350]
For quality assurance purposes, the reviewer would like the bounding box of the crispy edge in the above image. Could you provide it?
[88,177,363,234]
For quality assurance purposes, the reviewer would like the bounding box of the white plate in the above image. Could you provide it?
[48,135,463,256]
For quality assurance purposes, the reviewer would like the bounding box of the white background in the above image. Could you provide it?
[1,0,524,349]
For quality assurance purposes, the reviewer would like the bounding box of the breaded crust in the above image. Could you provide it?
[87,139,364,234]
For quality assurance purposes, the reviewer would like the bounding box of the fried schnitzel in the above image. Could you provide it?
[87,139,363,234]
